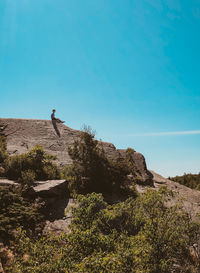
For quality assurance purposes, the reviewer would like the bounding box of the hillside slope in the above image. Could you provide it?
[137,170,200,220]
[0,118,153,185]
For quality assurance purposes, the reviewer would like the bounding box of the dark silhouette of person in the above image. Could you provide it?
[51,109,65,123]
[51,109,65,137]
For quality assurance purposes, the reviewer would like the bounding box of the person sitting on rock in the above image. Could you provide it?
[51,109,65,123]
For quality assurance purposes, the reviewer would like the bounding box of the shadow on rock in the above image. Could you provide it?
[52,120,61,137]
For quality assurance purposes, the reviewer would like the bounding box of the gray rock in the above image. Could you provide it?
[119,149,153,185]
[43,219,71,235]
[0,118,153,185]
[0,179,19,187]
[32,180,69,197]
[43,198,76,234]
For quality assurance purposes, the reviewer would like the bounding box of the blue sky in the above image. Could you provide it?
[0,0,200,177]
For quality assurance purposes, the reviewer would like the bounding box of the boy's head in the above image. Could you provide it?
[52,109,56,112]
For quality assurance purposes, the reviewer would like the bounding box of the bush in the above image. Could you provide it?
[170,173,200,191]
[0,136,8,164]
[0,186,44,241]
[131,187,198,273]
[20,170,36,186]
[0,135,8,176]
[67,127,133,194]
[5,146,61,184]
[9,190,200,273]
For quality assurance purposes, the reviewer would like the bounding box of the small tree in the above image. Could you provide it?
[68,126,133,194]
[68,127,112,193]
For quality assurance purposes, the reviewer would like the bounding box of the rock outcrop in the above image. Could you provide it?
[0,118,153,185]
[30,180,74,235]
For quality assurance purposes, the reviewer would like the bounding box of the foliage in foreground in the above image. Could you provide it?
[0,186,44,241]
[170,173,200,191]
[7,188,200,273]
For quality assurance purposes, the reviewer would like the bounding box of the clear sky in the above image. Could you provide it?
[0,0,200,177]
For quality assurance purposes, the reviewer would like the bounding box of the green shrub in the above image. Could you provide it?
[5,146,61,184]
[69,193,107,231]
[0,186,44,241]
[20,170,36,186]
[67,127,133,195]
[68,128,111,193]
[8,230,67,273]
[170,173,200,191]
[131,187,197,273]
[0,135,8,164]
[0,135,8,176]
[9,190,200,273]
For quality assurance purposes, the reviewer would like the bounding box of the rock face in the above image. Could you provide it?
[43,199,76,235]
[31,180,74,235]
[119,149,153,185]
[0,118,153,185]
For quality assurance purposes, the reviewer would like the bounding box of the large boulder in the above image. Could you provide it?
[0,118,153,185]
[32,180,69,198]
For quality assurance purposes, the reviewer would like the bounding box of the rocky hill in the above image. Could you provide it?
[0,118,153,185]
[1,118,200,225]
[1,117,200,273]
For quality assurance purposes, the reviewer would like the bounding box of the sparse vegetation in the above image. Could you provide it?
[170,173,200,191]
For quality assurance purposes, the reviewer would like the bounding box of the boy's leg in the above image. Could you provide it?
[56,118,65,123]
